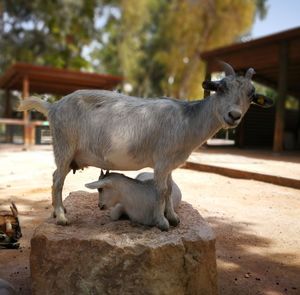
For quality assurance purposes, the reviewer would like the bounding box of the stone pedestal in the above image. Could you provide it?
[30,191,217,295]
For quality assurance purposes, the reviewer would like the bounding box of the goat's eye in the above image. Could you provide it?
[218,81,228,93]
[248,89,255,100]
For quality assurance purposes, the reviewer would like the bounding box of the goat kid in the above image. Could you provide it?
[18,63,273,230]
[97,171,181,211]
[86,171,181,228]
[0,202,22,246]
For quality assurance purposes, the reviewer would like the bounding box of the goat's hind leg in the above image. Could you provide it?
[51,130,76,225]
[52,166,70,225]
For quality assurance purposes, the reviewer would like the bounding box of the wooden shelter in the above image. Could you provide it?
[0,63,123,145]
[201,27,300,152]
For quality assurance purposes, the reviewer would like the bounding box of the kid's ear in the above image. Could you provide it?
[85,179,112,190]
[252,94,274,108]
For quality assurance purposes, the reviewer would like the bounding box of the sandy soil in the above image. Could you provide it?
[0,146,299,295]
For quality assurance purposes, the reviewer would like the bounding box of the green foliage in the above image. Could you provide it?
[0,0,101,74]
[0,0,268,99]
[95,0,268,99]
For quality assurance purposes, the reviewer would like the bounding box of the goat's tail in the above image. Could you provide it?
[18,96,51,117]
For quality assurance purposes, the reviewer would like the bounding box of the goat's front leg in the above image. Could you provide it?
[110,203,124,221]
[165,174,180,226]
[52,168,69,225]
[153,170,172,231]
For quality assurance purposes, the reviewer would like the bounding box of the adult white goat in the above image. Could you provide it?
[18,63,273,230]
[85,171,182,228]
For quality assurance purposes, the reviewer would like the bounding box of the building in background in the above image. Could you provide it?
[0,63,122,146]
[201,27,300,152]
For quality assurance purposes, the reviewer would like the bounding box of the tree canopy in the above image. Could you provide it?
[94,0,267,98]
[0,0,101,73]
[0,0,267,99]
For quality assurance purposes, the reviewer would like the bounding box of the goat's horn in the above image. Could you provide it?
[10,202,18,217]
[220,61,235,76]
[12,202,18,213]
[245,68,256,79]
[105,170,110,176]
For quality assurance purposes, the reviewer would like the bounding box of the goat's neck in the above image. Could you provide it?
[186,96,222,149]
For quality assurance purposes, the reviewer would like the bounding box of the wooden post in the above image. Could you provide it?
[204,61,211,98]
[203,61,212,147]
[4,90,13,143]
[22,75,34,146]
[273,41,288,153]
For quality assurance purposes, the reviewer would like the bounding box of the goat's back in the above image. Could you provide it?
[48,90,190,170]
[136,172,182,209]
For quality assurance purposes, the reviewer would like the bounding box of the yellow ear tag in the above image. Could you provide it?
[257,96,265,105]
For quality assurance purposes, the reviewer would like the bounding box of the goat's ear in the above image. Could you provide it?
[202,80,221,92]
[85,179,112,190]
[100,169,104,178]
[252,94,274,108]
[10,202,18,217]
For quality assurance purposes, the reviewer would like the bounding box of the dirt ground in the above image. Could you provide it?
[0,145,299,295]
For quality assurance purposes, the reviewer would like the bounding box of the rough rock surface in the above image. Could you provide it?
[30,191,217,295]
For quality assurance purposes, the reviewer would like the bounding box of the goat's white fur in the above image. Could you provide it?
[17,63,271,230]
[86,172,181,228]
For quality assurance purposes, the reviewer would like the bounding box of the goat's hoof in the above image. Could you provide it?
[56,217,69,226]
[157,218,170,231]
[52,208,67,216]
[167,214,180,227]
[98,204,106,210]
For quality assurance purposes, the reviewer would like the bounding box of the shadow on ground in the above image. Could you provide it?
[0,195,51,295]
[206,216,300,295]
[1,195,300,295]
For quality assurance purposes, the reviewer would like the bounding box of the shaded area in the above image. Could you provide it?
[0,196,51,295]
[206,216,300,295]
[201,27,300,153]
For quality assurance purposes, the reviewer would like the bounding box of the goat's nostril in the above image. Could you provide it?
[228,111,241,121]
